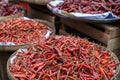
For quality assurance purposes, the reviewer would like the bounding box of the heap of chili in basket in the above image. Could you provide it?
[9,36,119,80]
[0,2,23,16]
[0,17,51,45]
[54,0,120,17]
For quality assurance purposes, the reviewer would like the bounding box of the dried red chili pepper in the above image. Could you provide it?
[53,0,120,17]
[0,17,52,45]
[0,2,23,16]
[9,36,120,80]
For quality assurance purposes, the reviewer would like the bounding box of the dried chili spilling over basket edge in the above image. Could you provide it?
[0,2,23,16]
[53,0,120,17]
[9,36,120,80]
[0,17,52,45]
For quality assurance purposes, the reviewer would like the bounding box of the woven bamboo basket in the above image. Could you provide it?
[0,5,26,21]
[22,0,53,5]
[7,45,120,80]
[0,19,55,51]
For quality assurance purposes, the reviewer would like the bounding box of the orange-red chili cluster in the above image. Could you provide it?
[9,36,119,80]
[55,0,120,17]
[0,17,51,45]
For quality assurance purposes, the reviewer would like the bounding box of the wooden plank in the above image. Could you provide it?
[87,23,120,39]
[61,18,109,44]
[95,24,119,31]
[108,29,120,39]
[93,24,120,34]
[107,37,120,50]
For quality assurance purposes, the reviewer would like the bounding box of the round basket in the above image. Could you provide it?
[22,0,53,5]
[7,45,120,80]
[0,5,26,21]
[0,18,55,51]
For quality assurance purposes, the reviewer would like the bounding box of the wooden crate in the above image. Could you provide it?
[61,18,120,51]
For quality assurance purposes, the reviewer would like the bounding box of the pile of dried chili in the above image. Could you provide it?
[0,2,23,16]
[0,17,52,45]
[55,0,120,17]
[9,36,120,80]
